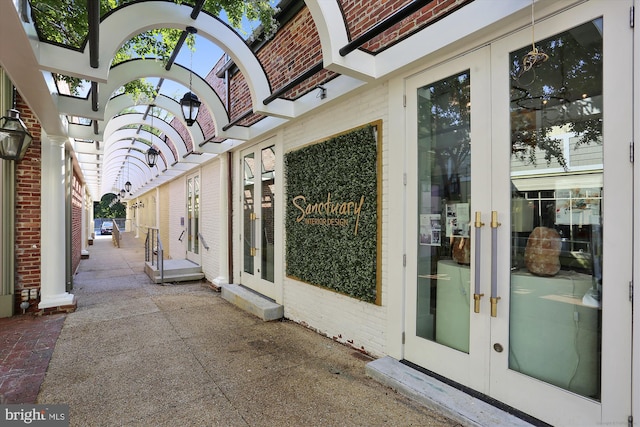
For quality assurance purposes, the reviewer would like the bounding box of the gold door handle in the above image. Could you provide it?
[473,211,485,313]
[490,297,501,317]
[490,211,501,317]
[474,293,485,313]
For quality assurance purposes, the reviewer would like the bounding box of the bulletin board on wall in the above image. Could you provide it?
[284,121,382,305]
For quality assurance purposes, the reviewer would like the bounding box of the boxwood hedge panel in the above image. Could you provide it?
[285,124,379,304]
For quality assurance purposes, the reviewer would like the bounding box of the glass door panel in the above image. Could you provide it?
[508,18,603,400]
[405,3,631,425]
[416,71,472,353]
[241,141,277,299]
[260,146,275,283]
[243,153,255,275]
[404,46,492,392]
[186,173,200,263]
[488,3,631,425]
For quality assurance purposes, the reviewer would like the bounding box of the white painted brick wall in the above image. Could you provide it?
[159,186,170,247]
[168,178,186,259]
[280,81,390,357]
[201,159,221,281]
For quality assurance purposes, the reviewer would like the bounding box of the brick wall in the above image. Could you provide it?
[279,81,389,357]
[200,159,221,281]
[168,179,186,259]
[14,96,41,313]
[196,0,470,134]
[71,169,83,276]
[340,0,469,53]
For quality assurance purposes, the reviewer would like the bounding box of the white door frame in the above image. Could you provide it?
[239,138,279,300]
[185,171,201,264]
[403,2,633,425]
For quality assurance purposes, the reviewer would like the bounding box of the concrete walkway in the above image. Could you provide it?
[36,233,460,426]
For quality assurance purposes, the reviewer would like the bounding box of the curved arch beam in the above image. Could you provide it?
[101,152,153,194]
[104,93,207,146]
[101,154,159,194]
[40,1,293,118]
[103,114,183,161]
[102,137,169,189]
[304,0,375,81]
[59,60,251,141]
[103,133,170,171]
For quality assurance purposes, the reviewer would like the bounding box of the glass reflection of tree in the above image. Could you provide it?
[418,72,471,200]
[510,19,603,168]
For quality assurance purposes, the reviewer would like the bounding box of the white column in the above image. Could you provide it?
[39,135,74,309]
[213,156,229,287]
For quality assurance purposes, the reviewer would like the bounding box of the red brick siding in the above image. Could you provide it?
[71,169,82,275]
[257,7,323,99]
[339,0,471,53]
[184,0,473,137]
[14,96,41,312]
[228,71,253,121]
[196,0,473,136]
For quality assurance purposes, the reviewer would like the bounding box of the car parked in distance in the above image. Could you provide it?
[100,221,113,235]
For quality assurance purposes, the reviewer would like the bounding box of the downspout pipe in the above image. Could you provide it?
[227,152,233,283]
[339,0,434,57]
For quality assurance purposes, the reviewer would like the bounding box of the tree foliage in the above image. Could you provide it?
[94,193,126,219]
[29,0,278,96]
[510,18,603,168]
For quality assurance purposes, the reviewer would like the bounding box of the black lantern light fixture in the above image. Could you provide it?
[146,147,158,167]
[145,105,158,167]
[124,155,132,192]
[0,109,33,161]
[180,26,201,126]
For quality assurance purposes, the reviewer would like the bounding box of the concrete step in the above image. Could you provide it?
[221,284,283,321]
[145,259,204,284]
[366,357,537,427]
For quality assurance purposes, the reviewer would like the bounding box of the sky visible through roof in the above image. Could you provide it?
[147,12,262,107]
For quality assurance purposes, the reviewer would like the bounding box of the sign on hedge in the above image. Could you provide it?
[285,122,381,304]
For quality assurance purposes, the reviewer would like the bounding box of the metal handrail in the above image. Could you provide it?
[112,221,121,248]
[145,228,165,284]
[198,232,209,250]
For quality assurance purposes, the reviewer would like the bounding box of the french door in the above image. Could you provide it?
[186,172,200,263]
[404,2,632,425]
[241,140,276,299]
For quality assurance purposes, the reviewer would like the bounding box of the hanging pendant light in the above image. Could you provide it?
[146,147,158,167]
[180,26,201,126]
[0,109,33,161]
[146,105,158,167]
[124,155,132,192]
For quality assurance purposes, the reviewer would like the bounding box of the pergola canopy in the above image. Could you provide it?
[0,0,529,199]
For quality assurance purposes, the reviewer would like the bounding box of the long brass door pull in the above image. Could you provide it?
[473,211,485,313]
[490,211,501,317]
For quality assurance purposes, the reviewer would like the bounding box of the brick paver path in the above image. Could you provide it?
[0,314,65,403]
